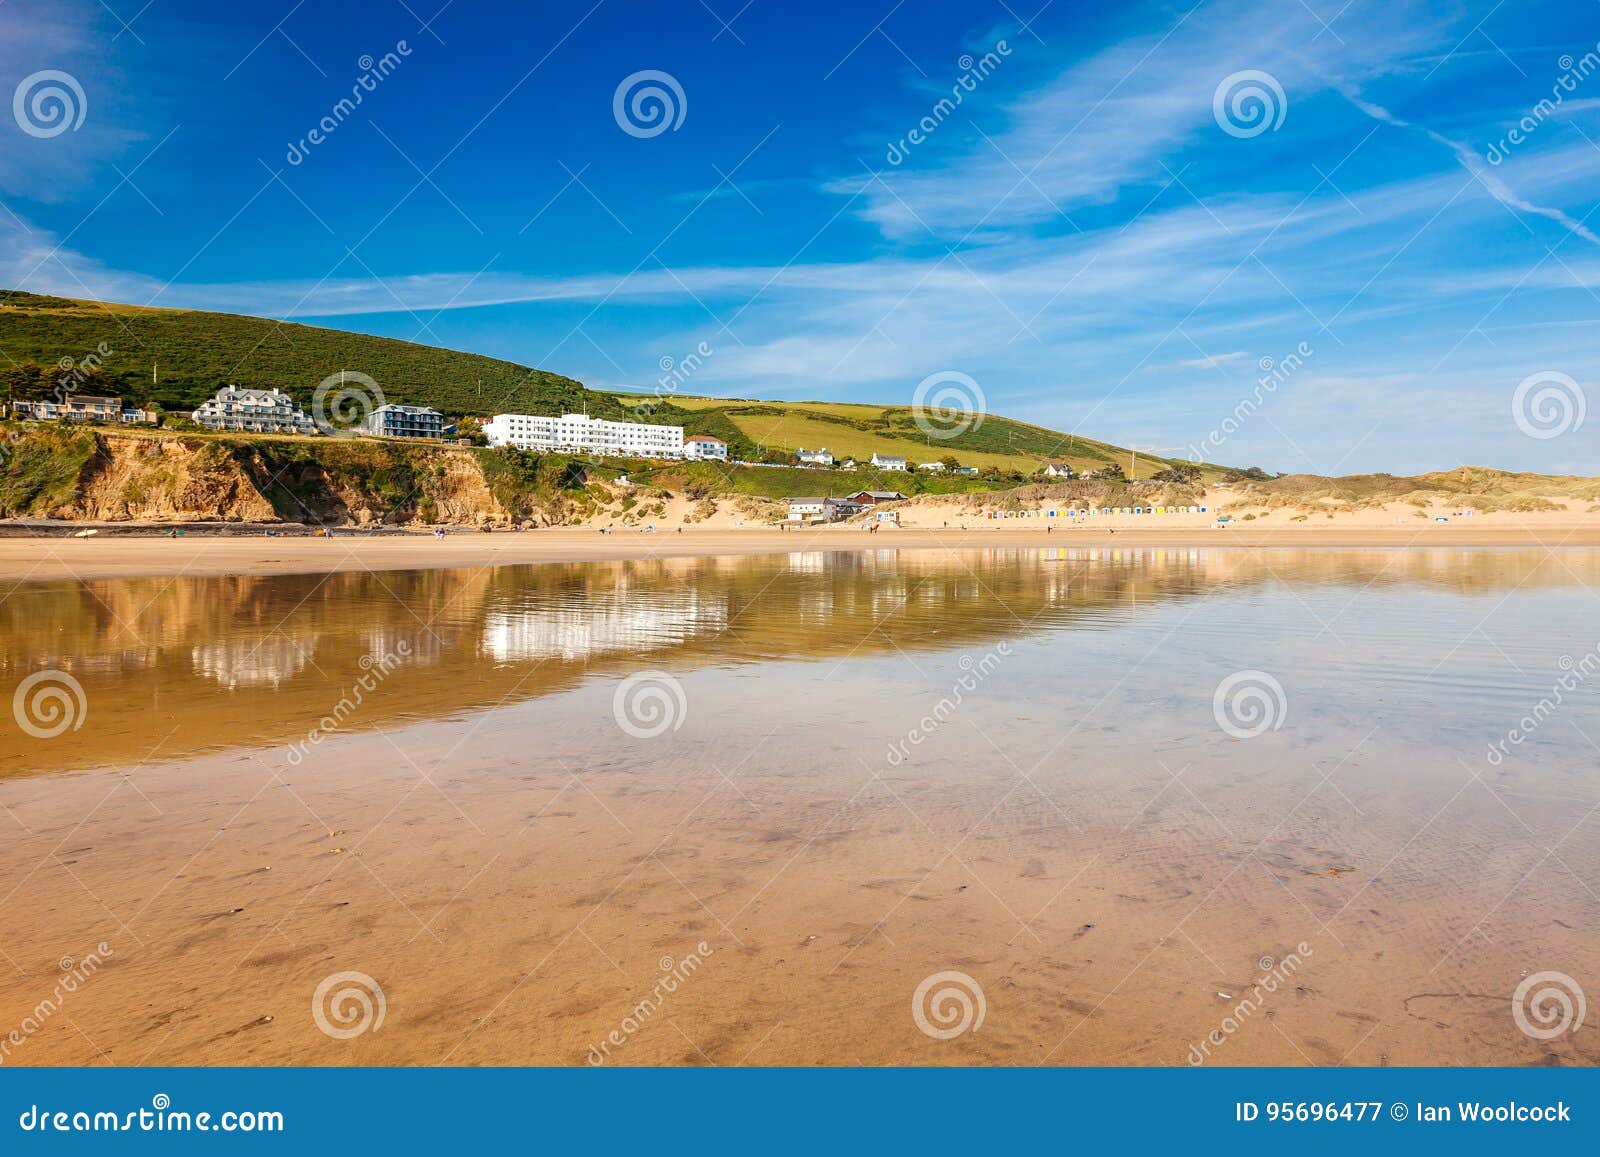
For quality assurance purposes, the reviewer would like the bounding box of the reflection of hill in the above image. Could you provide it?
[2,547,1595,775]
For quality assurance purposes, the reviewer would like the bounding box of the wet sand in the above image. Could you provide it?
[0,548,1595,1066]
[2,516,1599,582]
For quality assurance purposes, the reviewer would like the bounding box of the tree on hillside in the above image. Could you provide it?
[1150,463,1202,483]
[2,361,55,402]
[1220,466,1273,482]
[939,454,959,472]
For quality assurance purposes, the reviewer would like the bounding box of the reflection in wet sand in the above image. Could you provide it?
[4,547,1597,776]
[0,547,1596,1067]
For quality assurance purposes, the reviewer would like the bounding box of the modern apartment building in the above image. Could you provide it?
[362,403,444,440]
[191,387,318,435]
[482,413,684,459]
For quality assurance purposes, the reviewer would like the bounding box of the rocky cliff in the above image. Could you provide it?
[0,427,587,526]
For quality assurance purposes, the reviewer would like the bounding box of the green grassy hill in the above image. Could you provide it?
[0,289,1223,479]
[612,392,1195,477]
[0,290,603,420]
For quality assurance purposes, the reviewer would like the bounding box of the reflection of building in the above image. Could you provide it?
[481,589,727,662]
[786,552,828,573]
[192,387,318,434]
[363,627,440,668]
[483,413,683,459]
[191,638,314,689]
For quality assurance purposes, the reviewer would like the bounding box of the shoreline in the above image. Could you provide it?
[2,521,1598,582]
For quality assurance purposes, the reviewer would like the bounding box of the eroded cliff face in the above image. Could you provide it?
[0,429,526,526]
[70,437,280,522]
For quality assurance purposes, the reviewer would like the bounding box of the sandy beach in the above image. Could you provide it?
[3,507,1599,583]
[3,545,1596,1066]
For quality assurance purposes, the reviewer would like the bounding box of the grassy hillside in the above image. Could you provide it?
[615,393,1212,479]
[1,289,1224,479]
[0,290,605,420]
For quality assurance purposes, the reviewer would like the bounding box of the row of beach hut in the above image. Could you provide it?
[984,505,1211,519]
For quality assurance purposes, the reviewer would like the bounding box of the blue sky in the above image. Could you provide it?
[2,0,1598,473]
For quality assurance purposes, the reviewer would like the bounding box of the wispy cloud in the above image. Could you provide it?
[1342,92,1600,247]
[1180,350,1249,368]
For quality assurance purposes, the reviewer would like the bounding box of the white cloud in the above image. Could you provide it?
[1179,351,1249,369]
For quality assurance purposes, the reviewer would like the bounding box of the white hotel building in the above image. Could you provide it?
[482,413,684,459]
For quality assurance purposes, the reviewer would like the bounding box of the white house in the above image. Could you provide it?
[795,447,834,466]
[1043,463,1076,478]
[482,413,684,459]
[917,461,947,472]
[684,435,727,461]
[13,395,155,425]
[870,453,907,471]
[787,497,828,522]
[192,386,318,435]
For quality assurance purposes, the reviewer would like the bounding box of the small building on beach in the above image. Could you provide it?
[846,490,907,506]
